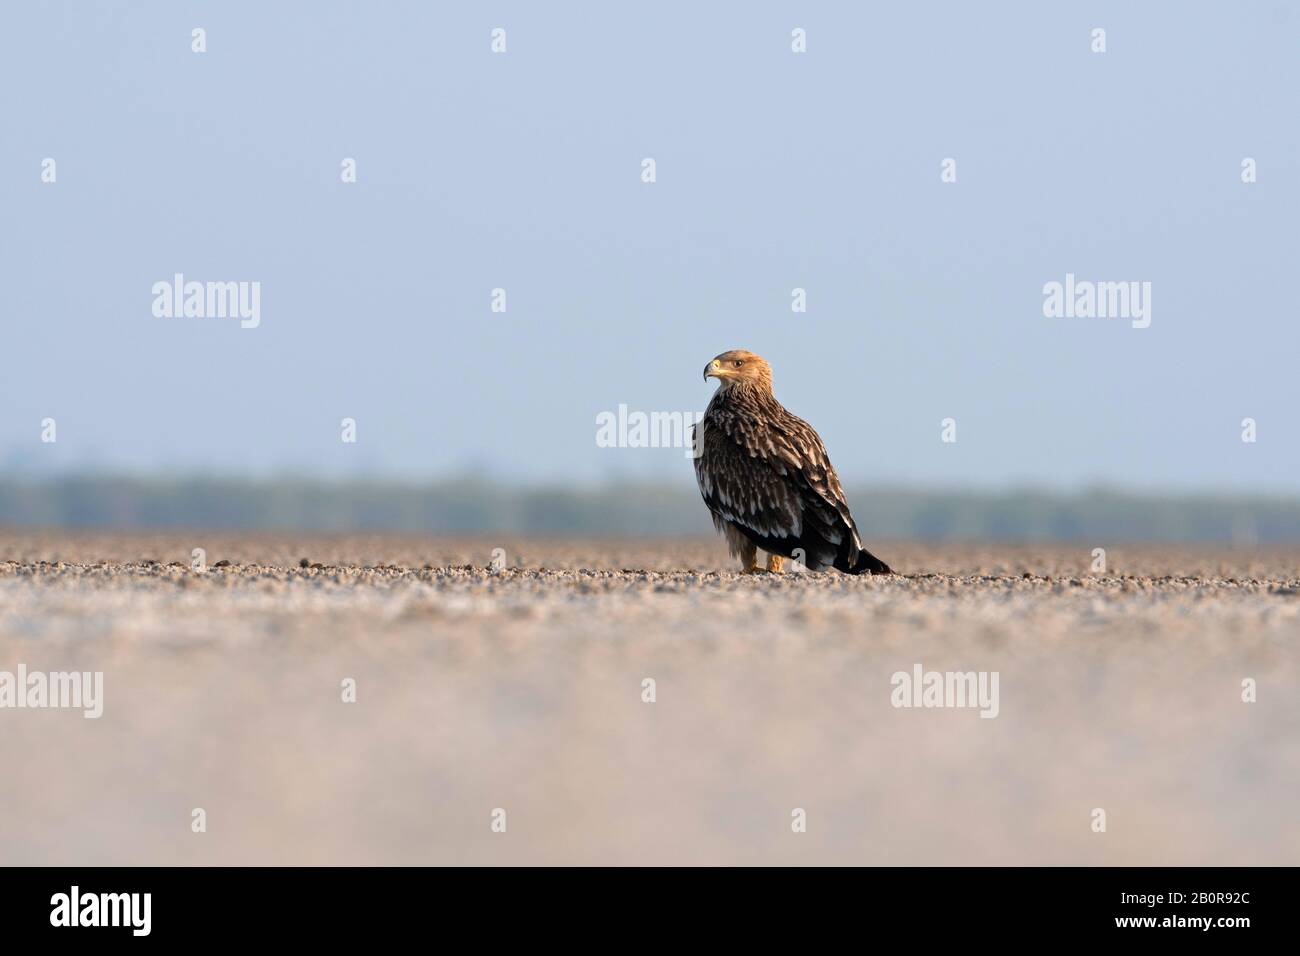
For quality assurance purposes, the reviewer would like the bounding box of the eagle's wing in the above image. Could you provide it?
[694,411,867,571]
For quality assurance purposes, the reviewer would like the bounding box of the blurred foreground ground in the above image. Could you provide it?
[1,530,1297,865]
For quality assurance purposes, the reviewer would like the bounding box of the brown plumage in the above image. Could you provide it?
[693,350,892,575]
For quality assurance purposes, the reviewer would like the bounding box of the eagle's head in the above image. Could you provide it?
[704,349,773,391]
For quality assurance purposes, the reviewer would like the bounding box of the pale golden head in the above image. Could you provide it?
[703,349,773,392]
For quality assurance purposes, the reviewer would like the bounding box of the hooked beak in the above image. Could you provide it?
[703,359,722,383]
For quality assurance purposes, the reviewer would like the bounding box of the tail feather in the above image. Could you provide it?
[838,546,892,575]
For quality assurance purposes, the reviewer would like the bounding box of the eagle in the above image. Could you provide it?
[693,349,892,575]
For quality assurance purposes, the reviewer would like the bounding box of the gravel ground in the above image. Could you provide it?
[1,530,1297,865]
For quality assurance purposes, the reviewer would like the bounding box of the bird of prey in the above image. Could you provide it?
[693,349,892,575]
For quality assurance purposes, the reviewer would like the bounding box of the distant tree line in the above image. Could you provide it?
[1,475,1298,542]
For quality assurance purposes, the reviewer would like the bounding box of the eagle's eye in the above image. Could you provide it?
[733,360,743,368]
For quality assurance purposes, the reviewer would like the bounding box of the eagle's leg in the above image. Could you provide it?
[766,553,785,574]
[739,539,761,574]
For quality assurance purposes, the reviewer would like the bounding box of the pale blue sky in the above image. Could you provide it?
[2,1,1297,491]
